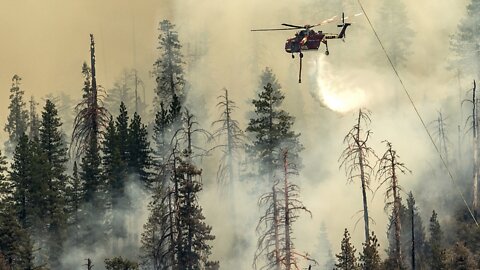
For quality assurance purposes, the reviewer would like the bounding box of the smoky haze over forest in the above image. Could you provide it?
[1,0,479,269]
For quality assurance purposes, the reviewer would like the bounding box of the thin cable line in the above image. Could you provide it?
[356,0,479,226]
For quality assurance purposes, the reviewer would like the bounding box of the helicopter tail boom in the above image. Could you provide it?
[338,23,351,39]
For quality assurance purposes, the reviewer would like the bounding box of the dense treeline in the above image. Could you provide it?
[2,0,480,269]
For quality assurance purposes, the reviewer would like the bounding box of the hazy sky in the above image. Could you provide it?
[0,0,173,135]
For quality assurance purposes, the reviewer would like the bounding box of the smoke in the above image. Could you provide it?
[0,0,478,268]
[310,55,368,113]
[60,178,150,270]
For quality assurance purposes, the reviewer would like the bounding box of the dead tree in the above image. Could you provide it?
[211,88,246,253]
[71,34,109,158]
[84,258,93,270]
[254,150,314,270]
[281,150,314,270]
[254,180,282,270]
[431,110,450,165]
[377,141,410,269]
[211,88,245,188]
[462,80,479,212]
[339,109,376,243]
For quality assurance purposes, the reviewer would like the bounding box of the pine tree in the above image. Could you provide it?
[427,210,447,269]
[451,0,480,79]
[169,94,182,126]
[359,232,381,270]
[28,96,40,141]
[174,111,216,269]
[153,101,170,159]
[102,116,127,238]
[104,256,139,270]
[116,102,130,162]
[246,69,303,181]
[105,70,136,114]
[7,135,49,266]
[449,242,476,270]
[0,150,33,270]
[142,110,216,270]
[39,99,69,268]
[65,161,83,245]
[334,229,358,270]
[0,202,34,270]
[127,112,152,186]
[140,183,175,269]
[339,109,375,243]
[4,75,29,156]
[9,134,37,228]
[71,34,109,247]
[153,20,186,109]
[403,192,427,270]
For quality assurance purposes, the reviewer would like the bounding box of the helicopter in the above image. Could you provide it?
[251,13,361,83]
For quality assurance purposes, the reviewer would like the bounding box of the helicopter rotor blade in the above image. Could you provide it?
[343,13,363,21]
[281,23,304,29]
[311,15,338,27]
[311,13,362,28]
[251,27,300,31]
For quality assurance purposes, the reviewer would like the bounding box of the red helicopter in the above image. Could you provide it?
[251,13,360,83]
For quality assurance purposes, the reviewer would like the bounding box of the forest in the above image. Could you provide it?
[1,0,480,269]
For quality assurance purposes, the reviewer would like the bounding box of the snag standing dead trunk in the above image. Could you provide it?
[473,81,478,212]
[377,141,410,269]
[340,109,375,243]
[283,151,291,270]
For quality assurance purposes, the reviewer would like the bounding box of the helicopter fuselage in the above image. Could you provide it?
[285,30,324,53]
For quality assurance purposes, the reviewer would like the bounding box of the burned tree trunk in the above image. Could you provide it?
[340,109,375,243]
[283,151,292,270]
[255,150,313,270]
[462,80,479,213]
[473,81,478,212]
[377,141,410,269]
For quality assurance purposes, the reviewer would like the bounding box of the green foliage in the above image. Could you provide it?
[426,210,447,269]
[175,152,216,270]
[9,134,45,229]
[127,112,152,185]
[334,229,358,270]
[116,102,130,162]
[153,20,186,109]
[0,149,34,270]
[4,75,29,156]
[359,232,382,270]
[104,256,139,270]
[28,96,40,141]
[448,242,476,270]
[65,161,83,245]
[403,192,427,269]
[153,101,171,160]
[39,99,69,268]
[246,69,303,179]
[140,185,173,269]
[0,203,34,270]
